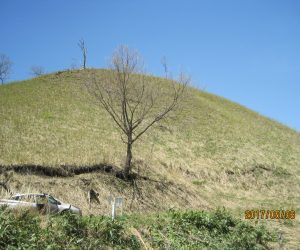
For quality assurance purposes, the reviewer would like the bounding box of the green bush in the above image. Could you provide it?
[0,207,274,249]
[0,207,44,249]
[148,208,275,249]
[0,207,139,249]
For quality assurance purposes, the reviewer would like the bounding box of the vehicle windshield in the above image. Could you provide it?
[48,195,60,205]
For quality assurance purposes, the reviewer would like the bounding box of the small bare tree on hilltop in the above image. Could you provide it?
[30,65,45,77]
[0,54,13,85]
[85,45,189,179]
[78,39,87,70]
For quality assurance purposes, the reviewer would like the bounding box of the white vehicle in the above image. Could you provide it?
[0,193,82,215]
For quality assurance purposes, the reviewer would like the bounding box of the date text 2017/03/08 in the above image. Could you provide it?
[245,210,295,220]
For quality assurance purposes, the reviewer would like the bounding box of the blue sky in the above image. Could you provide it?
[1,0,300,131]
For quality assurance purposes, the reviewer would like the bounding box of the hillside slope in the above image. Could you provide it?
[1,69,299,248]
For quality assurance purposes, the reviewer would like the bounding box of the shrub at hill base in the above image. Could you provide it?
[0,207,274,249]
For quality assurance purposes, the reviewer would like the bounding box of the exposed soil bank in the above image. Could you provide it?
[0,164,117,177]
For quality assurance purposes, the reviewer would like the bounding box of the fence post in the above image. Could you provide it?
[111,201,116,220]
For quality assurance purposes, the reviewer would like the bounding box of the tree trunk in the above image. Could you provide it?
[83,50,86,69]
[124,137,133,179]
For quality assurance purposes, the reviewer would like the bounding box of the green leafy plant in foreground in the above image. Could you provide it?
[147,208,275,249]
[0,207,275,249]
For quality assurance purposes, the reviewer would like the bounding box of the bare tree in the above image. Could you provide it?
[0,54,13,84]
[78,39,87,70]
[85,45,189,179]
[30,65,45,76]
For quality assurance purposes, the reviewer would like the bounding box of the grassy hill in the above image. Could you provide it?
[1,69,299,248]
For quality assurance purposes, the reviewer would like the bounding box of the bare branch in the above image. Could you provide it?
[30,66,45,77]
[0,54,13,84]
